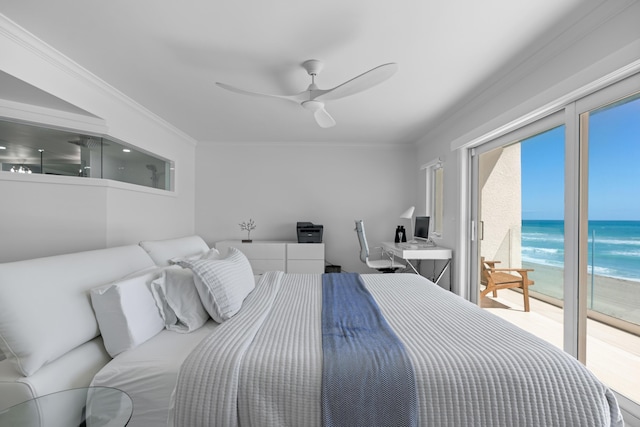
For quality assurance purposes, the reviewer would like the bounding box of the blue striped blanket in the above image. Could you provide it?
[321,273,418,427]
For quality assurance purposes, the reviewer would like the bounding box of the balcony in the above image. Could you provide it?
[481,288,640,405]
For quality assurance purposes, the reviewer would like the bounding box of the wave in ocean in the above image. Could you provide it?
[521,220,640,282]
[522,233,565,243]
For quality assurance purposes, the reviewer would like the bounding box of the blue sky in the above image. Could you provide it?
[521,95,640,221]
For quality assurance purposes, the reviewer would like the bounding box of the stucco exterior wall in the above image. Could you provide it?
[480,144,522,267]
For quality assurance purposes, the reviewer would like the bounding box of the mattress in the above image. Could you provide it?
[90,320,218,427]
[173,272,623,427]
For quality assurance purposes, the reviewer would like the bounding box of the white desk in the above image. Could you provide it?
[381,242,452,287]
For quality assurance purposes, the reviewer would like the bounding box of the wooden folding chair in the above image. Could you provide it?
[480,257,534,312]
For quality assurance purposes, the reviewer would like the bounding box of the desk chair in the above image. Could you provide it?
[355,220,406,273]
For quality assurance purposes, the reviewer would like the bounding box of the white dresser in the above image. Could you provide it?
[215,240,325,274]
[285,243,325,273]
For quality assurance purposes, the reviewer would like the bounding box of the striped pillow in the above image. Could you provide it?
[179,247,255,323]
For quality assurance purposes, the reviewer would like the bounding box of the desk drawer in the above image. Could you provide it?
[235,243,285,260]
[287,260,324,274]
[287,243,324,259]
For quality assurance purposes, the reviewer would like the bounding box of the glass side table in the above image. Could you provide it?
[0,386,133,427]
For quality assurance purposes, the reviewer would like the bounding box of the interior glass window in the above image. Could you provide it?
[0,119,173,190]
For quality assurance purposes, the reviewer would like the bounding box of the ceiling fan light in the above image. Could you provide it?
[301,100,324,112]
[301,100,335,128]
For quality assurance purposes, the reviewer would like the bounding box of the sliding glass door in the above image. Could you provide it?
[475,120,566,349]
[471,73,640,409]
[580,90,640,405]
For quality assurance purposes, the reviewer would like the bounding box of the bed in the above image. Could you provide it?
[0,235,623,425]
[161,270,622,426]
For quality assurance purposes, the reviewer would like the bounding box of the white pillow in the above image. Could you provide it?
[139,236,210,266]
[179,247,255,323]
[169,248,221,265]
[150,268,209,333]
[90,270,165,357]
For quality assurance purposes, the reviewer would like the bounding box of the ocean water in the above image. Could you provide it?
[522,220,640,282]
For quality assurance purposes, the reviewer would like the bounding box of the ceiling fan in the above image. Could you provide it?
[216,60,398,128]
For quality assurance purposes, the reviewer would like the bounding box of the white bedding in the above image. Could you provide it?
[174,272,623,427]
[90,320,218,426]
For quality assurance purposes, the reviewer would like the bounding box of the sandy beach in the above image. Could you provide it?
[522,261,640,326]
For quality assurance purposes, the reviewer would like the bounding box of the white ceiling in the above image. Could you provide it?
[0,0,617,144]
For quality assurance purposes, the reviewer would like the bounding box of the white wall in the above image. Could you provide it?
[0,174,108,261]
[0,16,197,262]
[194,142,417,274]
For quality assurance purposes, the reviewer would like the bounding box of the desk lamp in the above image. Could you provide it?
[400,206,415,243]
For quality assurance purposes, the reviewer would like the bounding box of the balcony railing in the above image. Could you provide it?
[484,221,640,334]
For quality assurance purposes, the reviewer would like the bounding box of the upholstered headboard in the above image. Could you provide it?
[0,245,155,377]
[139,235,210,267]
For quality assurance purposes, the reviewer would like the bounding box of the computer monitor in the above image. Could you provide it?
[414,216,430,242]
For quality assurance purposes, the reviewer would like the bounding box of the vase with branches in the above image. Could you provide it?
[239,219,256,242]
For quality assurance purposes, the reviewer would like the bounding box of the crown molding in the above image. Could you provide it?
[0,13,198,147]
[200,139,416,150]
[450,52,640,152]
[418,0,639,150]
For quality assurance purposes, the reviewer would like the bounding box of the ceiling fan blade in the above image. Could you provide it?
[216,82,303,103]
[315,63,398,101]
[301,100,335,128]
[314,106,336,128]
